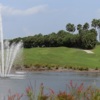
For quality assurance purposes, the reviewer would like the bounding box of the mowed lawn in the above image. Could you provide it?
[23,46,100,68]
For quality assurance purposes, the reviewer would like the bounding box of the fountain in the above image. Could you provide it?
[0,9,23,77]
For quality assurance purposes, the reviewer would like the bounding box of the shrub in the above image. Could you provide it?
[57,91,74,100]
[7,81,100,100]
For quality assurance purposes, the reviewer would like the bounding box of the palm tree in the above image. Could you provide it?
[66,23,75,33]
[97,19,100,42]
[83,23,89,30]
[91,19,100,42]
[91,19,98,29]
[77,24,82,33]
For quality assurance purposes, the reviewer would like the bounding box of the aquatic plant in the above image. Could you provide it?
[6,81,100,100]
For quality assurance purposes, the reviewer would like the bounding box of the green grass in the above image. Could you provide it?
[23,46,100,69]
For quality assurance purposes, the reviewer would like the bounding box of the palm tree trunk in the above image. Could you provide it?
[99,28,100,42]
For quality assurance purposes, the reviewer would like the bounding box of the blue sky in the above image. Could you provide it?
[0,0,100,39]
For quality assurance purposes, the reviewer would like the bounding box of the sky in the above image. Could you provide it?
[0,0,100,39]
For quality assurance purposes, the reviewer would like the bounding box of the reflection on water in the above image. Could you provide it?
[76,71,100,77]
[0,71,100,98]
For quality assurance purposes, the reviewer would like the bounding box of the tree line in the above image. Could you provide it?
[10,19,100,49]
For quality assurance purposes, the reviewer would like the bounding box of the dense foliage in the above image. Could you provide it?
[10,19,99,49]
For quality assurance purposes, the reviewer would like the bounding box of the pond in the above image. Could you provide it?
[0,71,100,99]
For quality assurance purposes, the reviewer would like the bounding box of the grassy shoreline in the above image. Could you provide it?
[22,46,100,71]
[15,64,100,73]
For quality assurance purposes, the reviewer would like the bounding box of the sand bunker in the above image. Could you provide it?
[83,50,94,54]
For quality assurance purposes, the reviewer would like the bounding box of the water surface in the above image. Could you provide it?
[0,71,100,99]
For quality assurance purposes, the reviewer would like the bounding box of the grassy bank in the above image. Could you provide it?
[23,46,100,69]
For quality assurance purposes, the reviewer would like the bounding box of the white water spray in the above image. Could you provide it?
[0,9,23,77]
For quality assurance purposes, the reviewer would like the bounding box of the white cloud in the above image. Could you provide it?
[0,4,47,16]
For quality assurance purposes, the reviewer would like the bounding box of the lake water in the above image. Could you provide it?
[0,71,100,99]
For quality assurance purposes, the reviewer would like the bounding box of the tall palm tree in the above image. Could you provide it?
[91,19,100,42]
[97,19,100,42]
[83,23,89,30]
[77,24,82,33]
[66,23,75,33]
[91,19,98,29]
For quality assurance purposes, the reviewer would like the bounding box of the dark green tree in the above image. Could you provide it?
[83,23,89,30]
[77,24,82,30]
[48,32,57,47]
[81,31,96,49]
[91,19,98,29]
[90,28,97,36]
[97,19,100,42]
[91,19,100,42]
[77,24,82,34]
[66,23,75,33]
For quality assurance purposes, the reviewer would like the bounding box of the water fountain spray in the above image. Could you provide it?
[0,8,23,77]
